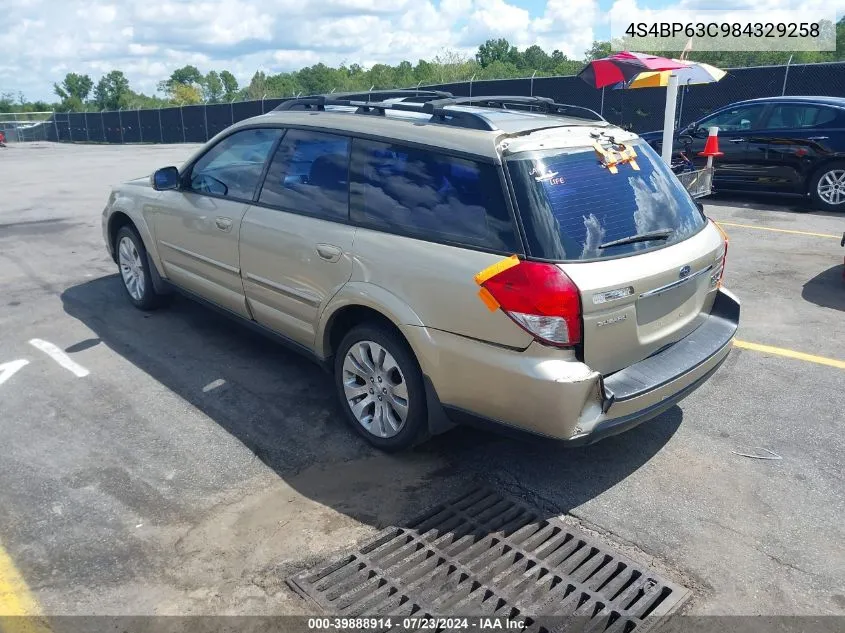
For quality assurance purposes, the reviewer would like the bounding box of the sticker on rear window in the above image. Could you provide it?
[593,141,640,174]
[530,163,560,183]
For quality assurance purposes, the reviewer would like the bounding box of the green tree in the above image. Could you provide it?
[519,45,552,72]
[203,70,224,103]
[413,60,437,86]
[264,72,302,97]
[551,50,584,76]
[0,92,15,113]
[246,70,268,99]
[171,83,203,105]
[158,64,205,100]
[169,65,204,87]
[367,64,395,89]
[297,63,341,95]
[53,73,93,111]
[476,39,518,68]
[393,61,415,88]
[434,49,478,83]
[93,70,131,110]
[585,41,612,61]
[219,70,239,100]
[477,59,520,80]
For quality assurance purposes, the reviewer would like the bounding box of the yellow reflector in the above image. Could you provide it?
[477,287,500,312]
[474,254,520,286]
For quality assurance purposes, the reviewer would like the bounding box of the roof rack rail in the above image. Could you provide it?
[331,89,454,101]
[272,89,453,111]
[271,93,605,131]
[426,95,606,122]
[274,96,497,131]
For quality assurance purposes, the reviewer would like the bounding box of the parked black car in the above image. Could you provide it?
[640,96,845,211]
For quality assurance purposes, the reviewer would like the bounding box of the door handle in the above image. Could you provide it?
[215,217,233,232]
[727,138,746,143]
[808,136,828,141]
[315,243,342,263]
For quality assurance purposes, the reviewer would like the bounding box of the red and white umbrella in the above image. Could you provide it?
[579,52,699,165]
[577,51,687,89]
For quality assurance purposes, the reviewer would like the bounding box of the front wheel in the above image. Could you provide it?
[115,225,164,310]
[334,324,428,452]
[810,162,845,211]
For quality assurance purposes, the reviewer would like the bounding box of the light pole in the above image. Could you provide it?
[118,107,124,143]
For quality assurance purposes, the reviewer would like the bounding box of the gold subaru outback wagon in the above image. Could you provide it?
[101,92,740,451]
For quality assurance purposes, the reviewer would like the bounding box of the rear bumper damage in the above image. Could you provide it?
[421,287,740,444]
[569,286,739,444]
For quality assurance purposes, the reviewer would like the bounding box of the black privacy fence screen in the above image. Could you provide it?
[28,61,845,145]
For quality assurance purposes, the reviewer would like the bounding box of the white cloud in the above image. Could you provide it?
[610,0,845,27]
[1,0,606,101]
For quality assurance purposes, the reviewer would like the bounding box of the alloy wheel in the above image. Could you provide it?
[341,340,409,438]
[118,236,145,301]
[817,169,845,206]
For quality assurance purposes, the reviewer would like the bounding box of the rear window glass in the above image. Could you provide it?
[507,140,706,261]
[350,139,518,252]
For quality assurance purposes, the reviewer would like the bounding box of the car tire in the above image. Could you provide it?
[115,225,164,310]
[809,161,845,211]
[334,323,428,452]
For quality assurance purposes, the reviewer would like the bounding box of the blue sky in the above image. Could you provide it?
[1,0,838,102]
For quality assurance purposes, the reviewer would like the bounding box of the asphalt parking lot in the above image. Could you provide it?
[1,142,843,619]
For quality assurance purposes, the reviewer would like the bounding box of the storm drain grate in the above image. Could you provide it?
[288,488,690,633]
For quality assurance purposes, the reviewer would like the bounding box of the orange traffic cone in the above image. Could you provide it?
[698,127,724,157]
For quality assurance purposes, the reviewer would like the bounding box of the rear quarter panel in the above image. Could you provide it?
[331,228,534,351]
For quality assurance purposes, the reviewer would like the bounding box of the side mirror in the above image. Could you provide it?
[152,166,179,191]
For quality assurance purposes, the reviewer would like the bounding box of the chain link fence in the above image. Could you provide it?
[22,61,845,145]
[0,112,54,142]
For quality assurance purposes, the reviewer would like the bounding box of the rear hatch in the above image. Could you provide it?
[506,138,725,375]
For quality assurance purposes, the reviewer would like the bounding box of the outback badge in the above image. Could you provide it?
[596,314,627,328]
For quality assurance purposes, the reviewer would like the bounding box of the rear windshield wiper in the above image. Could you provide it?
[599,229,674,249]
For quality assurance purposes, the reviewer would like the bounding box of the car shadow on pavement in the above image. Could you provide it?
[802,264,845,312]
[61,275,682,533]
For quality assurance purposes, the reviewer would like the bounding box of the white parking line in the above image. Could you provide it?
[202,379,226,392]
[28,339,90,378]
[0,360,30,387]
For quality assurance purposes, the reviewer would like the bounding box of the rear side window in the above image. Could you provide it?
[507,141,706,261]
[349,139,518,252]
[766,105,839,129]
[259,129,350,221]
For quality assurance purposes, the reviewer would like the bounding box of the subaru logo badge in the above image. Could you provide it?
[679,265,691,279]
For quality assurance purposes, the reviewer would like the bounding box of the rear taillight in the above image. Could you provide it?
[711,219,729,287]
[476,259,582,347]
